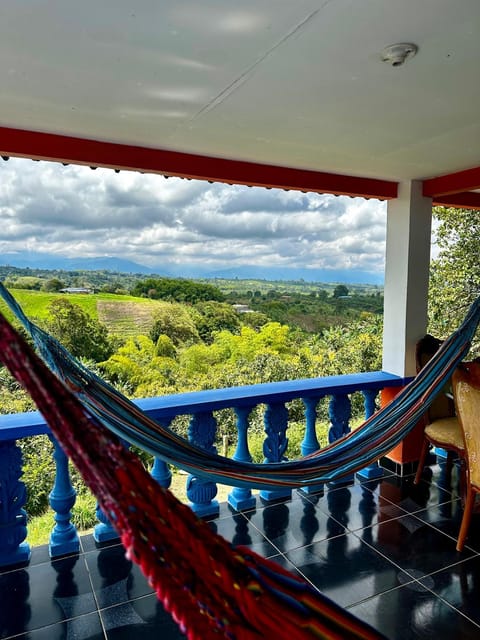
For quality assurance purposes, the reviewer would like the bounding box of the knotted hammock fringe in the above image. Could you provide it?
[0,282,479,489]
[0,310,386,639]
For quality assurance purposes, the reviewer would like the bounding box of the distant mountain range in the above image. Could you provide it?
[0,251,384,285]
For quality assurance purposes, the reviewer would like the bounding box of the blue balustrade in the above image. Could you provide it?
[151,416,174,489]
[228,406,256,511]
[0,440,30,566]
[0,369,407,568]
[327,394,354,486]
[186,412,219,517]
[357,389,384,480]
[49,436,80,556]
[260,402,292,502]
[300,396,324,494]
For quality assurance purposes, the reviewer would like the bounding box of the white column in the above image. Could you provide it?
[382,181,433,377]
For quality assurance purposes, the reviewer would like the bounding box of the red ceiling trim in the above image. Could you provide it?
[432,191,480,211]
[0,126,397,200]
[423,166,480,197]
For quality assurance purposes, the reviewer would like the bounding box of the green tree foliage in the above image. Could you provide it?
[99,335,180,396]
[428,207,480,348]
[149,303,200,346]
[41,278,65,292]
[313,313,383,376]
[333,284,349,298]
[43,298,113,361]
[239,311,269,330]
[132,277,225,303]
[193,301,240,343]
[155,334,177,358]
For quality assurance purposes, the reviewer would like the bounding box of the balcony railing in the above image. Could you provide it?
[0,370,407,568]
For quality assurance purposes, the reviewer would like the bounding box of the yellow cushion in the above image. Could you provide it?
[425,417,464,450]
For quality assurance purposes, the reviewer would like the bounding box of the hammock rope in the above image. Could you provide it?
[1,282,479,488]
[0,312,385,640]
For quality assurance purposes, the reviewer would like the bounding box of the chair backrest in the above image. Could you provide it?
[453,362,480,488]
[416,334,455,421]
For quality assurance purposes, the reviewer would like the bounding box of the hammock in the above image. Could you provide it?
[0,282,479,488]
[0,311,386,640]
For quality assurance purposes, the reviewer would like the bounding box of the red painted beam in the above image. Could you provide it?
[432,191,480,211]
[423,166,480,197]
[0,126,397,200]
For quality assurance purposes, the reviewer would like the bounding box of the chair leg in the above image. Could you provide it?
[414,439,430,485]
[457,486,475,552]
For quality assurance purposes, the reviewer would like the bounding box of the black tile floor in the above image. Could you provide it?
[2,459,480,639]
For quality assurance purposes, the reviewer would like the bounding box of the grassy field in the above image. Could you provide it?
[0,289,168,337]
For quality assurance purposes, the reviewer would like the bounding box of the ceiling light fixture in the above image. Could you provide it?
[381,43,418,67]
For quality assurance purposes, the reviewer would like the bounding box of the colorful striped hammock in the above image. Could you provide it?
[0,282,479,489]
[0,309,386,639]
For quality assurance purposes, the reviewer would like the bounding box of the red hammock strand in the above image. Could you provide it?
[0,314,385,640]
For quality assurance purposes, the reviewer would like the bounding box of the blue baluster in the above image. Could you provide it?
[357,389,384,480]
[94,438,130,543]
[328,394,354,486]
[151,418,173,489]
[260,402,291,502]
[299,396,324,495]
[228,406,256,511]
[0,440,30,567]
[94,501,119,543]
[49,436,80,557]
[186,412,219,517]
[151,457,172,488]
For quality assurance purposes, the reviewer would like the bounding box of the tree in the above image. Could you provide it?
[42,278,65,292]
[428,207,480,348]
[149,303,200,346]
[132,277,225,303]
[44,299,113,361]
[193,301,240,343]
[333,284,349,298]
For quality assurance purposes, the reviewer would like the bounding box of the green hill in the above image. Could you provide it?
[0,289,167,337]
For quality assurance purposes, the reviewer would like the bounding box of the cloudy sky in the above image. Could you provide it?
[0,156,388,279]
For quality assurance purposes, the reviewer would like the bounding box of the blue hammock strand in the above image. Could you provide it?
[1,281,479,489]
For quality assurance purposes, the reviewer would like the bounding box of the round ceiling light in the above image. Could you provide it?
[381,43,418,67]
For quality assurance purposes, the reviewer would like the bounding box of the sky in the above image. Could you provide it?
[0,156,388,279]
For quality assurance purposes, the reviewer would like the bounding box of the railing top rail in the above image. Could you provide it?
[139,370,408,417]
[0,370,409,441]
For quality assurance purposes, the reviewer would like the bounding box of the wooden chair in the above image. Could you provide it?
[414,334,464,485]
[452,361,480,551]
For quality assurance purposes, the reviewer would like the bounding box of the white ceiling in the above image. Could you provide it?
[0,0,479,182]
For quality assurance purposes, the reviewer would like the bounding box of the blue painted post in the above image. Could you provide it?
[186,412,219,518]
[259,402,292,502]
[300,396,324,494]
[228,406,256,511]
[0,440,30,567]
[328,394,354,486]
[49,436,80,557]
[357,389,384,480]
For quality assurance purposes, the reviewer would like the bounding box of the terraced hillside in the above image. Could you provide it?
[96,299,161,336]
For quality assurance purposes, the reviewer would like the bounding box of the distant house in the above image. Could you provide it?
[232,304,254,314]
[59,287,94,294]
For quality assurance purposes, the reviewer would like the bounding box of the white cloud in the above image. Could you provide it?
[0,157,388,276]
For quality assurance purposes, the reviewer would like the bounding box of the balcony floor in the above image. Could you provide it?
[2,460,480,639]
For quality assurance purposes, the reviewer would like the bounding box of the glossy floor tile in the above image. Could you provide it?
[1,460,480,639]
